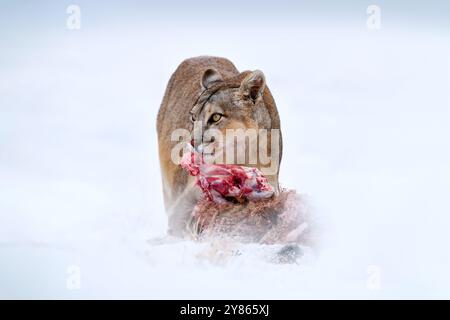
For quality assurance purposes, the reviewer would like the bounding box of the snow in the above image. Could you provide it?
[1,4,450,298]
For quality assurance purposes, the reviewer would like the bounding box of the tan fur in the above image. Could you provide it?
[157,56,282,236]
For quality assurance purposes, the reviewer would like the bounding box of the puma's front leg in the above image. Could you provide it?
[166,178,202,238]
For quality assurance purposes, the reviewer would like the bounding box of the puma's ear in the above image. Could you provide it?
[240,70,265,102]
[201,68,223,89]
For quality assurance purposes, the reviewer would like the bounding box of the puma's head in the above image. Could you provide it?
[192,68,280,177]
[197,68,268,131]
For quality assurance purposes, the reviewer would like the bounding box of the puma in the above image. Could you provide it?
[157,56,282,237]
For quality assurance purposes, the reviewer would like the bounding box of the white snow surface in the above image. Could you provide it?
[1,15,450,299]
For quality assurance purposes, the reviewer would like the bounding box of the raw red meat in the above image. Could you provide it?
[180,151,274,203]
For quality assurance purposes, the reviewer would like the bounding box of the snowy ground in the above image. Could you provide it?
[1,3,450,298]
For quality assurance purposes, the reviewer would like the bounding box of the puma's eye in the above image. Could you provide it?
[209,113,223,123]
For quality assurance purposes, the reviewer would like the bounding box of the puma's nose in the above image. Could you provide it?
[191,139,203,153]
